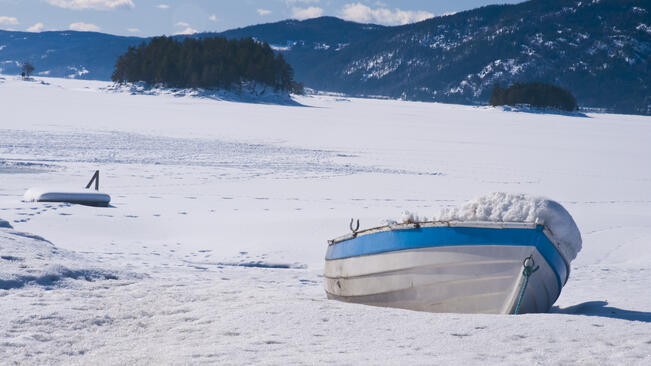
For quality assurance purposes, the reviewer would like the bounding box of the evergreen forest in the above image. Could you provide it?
[489,83,578,112]
[111,36,300,92]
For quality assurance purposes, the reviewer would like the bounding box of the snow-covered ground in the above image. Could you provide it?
[1,75,650,364]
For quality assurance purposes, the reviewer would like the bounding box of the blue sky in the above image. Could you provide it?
[0,0,521,36]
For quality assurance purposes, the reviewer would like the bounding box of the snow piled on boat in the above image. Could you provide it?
[438,192,582,261]
[384,193,582,262]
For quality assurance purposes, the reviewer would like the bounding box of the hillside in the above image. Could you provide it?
[1,0,649,114]
[0,30,141,79]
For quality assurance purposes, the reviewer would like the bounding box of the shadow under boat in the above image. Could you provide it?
[552,301,651,323]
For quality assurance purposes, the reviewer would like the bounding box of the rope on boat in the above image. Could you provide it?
[514,255,540,315]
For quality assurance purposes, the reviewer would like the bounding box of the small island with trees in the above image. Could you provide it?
[489,82,577,112]
[111,36,302,94]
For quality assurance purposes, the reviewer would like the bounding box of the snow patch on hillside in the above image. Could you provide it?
[345,52,403,80]
[67,66,89,78]
[636,23,651,35]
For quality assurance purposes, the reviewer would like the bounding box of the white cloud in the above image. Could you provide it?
[156,4,169,9]
[127,27,140,33]
[257,9,271,16]
[69,22,101,31]
[340,3,433,25]
[0,16,19,26]
[174,27,197,35]
[27,23,44,32]
[209,14,217,21]
[174,22,196,35]
[291,6,323,20]
[47,0,134,11]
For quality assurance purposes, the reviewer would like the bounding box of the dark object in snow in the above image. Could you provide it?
[86,170,100,190]
[21,62,35,78]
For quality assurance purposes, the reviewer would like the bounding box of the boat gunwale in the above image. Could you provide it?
[328,221,539,245]
[326,220,571,285]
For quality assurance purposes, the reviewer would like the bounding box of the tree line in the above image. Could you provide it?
[111,36,302,92]
[489,82,577,111]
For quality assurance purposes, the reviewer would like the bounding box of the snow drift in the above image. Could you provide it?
[0,225,125,290]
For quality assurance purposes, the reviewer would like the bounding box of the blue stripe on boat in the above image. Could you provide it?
[325,225,568,291]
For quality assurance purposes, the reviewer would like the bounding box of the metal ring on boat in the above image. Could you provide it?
[523,255,535,269]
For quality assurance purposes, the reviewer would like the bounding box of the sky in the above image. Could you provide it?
[0,0,522,36]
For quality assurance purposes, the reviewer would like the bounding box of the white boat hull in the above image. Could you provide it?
[324,222,569,314]
[24,189,111,207]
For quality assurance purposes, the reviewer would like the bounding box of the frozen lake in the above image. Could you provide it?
[1,75,650,364]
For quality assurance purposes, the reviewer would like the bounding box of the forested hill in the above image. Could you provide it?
[1,0,649,114]
[111,36,298,91]
[204,0,648,114]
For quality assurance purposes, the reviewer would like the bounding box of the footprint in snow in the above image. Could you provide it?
[1,255,24,261]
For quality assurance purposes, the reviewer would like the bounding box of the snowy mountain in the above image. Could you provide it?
[1,0,649,114]
[0,30,141,79]
[225,0,649,114]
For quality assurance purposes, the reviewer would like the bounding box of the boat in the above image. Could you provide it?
[324,220,571,314]
[23,170,111,207]
[23,189,111,207]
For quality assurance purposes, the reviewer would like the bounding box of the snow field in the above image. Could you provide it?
[0,76,650,364]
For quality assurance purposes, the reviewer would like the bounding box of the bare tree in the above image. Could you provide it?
[21,62,35,78]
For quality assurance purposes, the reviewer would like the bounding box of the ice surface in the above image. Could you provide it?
[0,75,650,364]
[437,192,582,261]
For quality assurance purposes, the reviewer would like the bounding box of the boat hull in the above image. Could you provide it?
[325,223,568,314]
[24,190,111,207]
